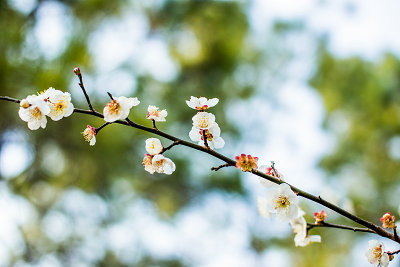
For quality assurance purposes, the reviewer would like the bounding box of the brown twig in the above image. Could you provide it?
[388,248,400,256]
[307,222,375,234]
[107,92,114,100]
[211,163,232,171]
[152,119,158,130]
[95,122,111,134]
[161,140,181,154]
[0,96,20,104]
[76,72,95,112]
[202,129,210,149]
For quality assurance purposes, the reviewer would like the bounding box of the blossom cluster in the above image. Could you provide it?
[187,96,225,149]
[255,161,321,246]
[143,138,175,175]
[18,87,74,130]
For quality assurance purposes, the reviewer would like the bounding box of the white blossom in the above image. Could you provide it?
[152,154,176,175]
[82,125,96,146]
[365,240,390,267]
[192,112,217,130]
[290,209,321,247]
[186,96,219,111]
[103,96,140,122]
[265,183,299,221]
[257,196,272,218]
[188,124,225,149]
[143,154,156,174]
[18,94,50,130]
[145,138,164,155]
[42,87,74,121]
[147,105,167,121]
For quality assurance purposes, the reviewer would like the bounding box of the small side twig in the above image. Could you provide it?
[271,161,279,178]
[107,92,114,100]
[95,122,111,134]
[0,96,20,104]
[307,222,375,233]
[211,163,232,171]
[152,119,158,130]
[76,71,95,112]
[388,248,400,256]
[162,140,181,154]
[202,130,210,149]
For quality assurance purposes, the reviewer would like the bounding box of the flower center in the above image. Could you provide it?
[196,105,208,111]
[373,246,383,259]
[108,100,120,113]
[142,155,153,166]
[31,107,42,119]
[82,128,95,142]
[197,117,209,128]
[275,195,290,209]
[148,110,160,118]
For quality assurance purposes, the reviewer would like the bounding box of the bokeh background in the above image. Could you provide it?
[1,0,400,266]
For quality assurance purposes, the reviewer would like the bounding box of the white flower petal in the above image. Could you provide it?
[145,138,163,155]
[189,127,202,142]
[212,136,225,149]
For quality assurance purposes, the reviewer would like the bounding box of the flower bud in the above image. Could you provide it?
[235,154,258,172]
[380,212,396,229]
[20,99,30,108]
[73,67,81,75]
[314,210,327,224]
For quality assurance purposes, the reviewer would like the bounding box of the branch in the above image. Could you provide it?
[76,70,95,112]
[152,119,158,130]
[0,96,20,104]
[95,122,111,134]
[1,97,398,244]
[307,222,375,234]
[211,163,232,171]
[161,140,181,154]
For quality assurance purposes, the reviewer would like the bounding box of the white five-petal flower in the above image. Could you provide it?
[188,124,225,149]
[103,96,140,122]
[186,96,219,111]
[192,112,217,130]
[290,208,321,247]
[147,105,167,121]
[265,183,299,221]
[143,154,156,174]
[365,240,390,267]
[42,87,74,121]
[18,94,50,130]
[145,138,164,155]
[82,125,96,146]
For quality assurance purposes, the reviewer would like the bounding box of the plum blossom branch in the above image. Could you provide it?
[2,97,398,244]
[307,222,375,234]
[2,69,400,264]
